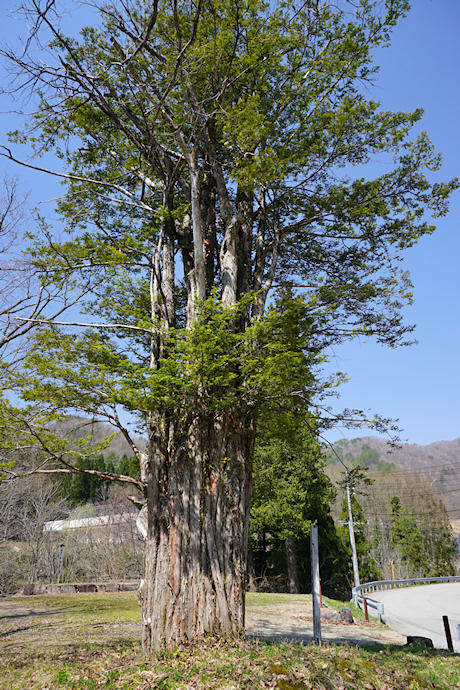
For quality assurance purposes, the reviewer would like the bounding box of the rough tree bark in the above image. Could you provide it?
[139,413,253,650]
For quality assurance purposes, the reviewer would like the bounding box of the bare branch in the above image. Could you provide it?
[4,465,145,493]
[117,1,160,67]
[0,146,156,212]
[17,316,155,335]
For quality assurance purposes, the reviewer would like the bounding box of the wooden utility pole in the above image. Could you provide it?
[346,472,360,588]
[310,524,321,645]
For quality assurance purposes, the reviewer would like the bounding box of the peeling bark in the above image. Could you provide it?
[140,412,253,651]
[252,194,267,321]
[190,157,206,311]
[161,191,176,331]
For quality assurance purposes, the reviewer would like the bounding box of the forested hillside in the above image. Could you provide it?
[328,437,460,519]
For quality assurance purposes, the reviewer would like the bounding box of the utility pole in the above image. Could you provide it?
[346,472,360,588]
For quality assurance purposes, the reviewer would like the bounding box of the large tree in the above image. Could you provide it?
[0,0,457,650]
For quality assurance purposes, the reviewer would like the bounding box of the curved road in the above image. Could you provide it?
[371,583,460,651]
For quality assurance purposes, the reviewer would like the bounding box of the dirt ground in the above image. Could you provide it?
[245,599,406,647]
[0,593,406,651]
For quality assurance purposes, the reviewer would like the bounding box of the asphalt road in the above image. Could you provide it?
[371,583,460,651]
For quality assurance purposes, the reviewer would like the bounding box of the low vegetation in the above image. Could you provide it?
[1,593,458,689]
[4,638,460,689]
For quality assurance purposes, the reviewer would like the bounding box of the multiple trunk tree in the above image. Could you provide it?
[0,0,457,650]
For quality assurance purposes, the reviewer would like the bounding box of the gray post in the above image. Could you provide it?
[310,524,321,645]
[346,472,360,588]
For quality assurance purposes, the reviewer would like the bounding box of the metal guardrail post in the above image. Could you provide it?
[363,597,369,622]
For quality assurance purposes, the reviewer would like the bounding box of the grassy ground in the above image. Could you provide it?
[245,592,364,617]
[1,593,459,689]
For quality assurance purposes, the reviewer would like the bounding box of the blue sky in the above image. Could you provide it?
[1,1,459,446]
[324,0,460,445]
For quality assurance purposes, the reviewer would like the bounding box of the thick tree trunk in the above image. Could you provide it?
[139,411,253,651]
[285,537,300,594]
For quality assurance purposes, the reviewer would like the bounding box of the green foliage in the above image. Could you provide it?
[118,454,140,480]
[388,493,456,578]
[60,454,109,505]
[3,0,457,444]
[14,0,457,347]
[251,421,329,542]
[13,287,327,435]
[390,496,430,577]
[338,495,383,585]
[244,289,322,408]
[0,458,14,484]
[422,506,457,577]
[250,413,350,597]
[329,458,458,581]
[0,393,26,483]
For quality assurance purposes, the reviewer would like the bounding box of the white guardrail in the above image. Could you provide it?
[352,576,460,621]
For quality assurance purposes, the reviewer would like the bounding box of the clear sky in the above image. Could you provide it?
[324,0,460,446]
[0,1,459,446]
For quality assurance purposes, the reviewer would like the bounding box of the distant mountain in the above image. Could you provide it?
[54,416,147,458]
[327,436,460,518]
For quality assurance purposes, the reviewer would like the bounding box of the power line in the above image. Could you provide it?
[364,465,460,477]
[332,458,460,474]
[346,486,460,500]
[336,501,457,517]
